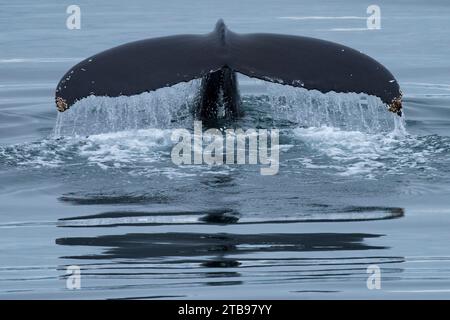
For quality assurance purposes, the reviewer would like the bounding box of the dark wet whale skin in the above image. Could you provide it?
[197,66,240,121]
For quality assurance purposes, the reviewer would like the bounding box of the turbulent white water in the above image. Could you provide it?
[53,80,201,136]
[261,81,397,133]
[2,78,448,182]
[291,124,416,178]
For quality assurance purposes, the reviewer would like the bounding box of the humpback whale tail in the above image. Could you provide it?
[55,19,402,119]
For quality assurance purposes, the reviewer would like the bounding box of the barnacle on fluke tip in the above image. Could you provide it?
[388,94,403,117]
[56,97,69,112]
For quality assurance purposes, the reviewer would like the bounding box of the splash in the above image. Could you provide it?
[53,80,200,136]
[54,75,399,136]
[249,80,396,133]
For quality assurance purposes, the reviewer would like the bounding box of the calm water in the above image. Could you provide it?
[1,0,450,299]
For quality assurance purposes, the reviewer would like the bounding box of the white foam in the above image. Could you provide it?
[290,121,440,178]
[78,128,173,168]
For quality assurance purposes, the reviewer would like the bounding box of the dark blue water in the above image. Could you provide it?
[1,0,450,299]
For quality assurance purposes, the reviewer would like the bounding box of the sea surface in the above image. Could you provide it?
[1,0,450,299]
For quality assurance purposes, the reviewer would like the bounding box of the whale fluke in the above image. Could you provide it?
[55,19,402,117]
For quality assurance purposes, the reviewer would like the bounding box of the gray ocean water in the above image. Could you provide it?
[1,0,450,299]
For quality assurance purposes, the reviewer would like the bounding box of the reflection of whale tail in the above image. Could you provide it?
[55,19,402,118]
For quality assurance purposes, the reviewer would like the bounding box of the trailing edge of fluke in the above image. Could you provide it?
[55,19,403,118]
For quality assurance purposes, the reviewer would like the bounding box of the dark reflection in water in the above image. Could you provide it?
[57,206,404,227]
[56,232,386,260]
[201,260,242,268]
[58,192,172,205]
[200,175,237,188]
[55,204,405,295]
[56,228,404,299]
[58,208,241,227]
[56,231,404,295]
[205,280,243,286]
